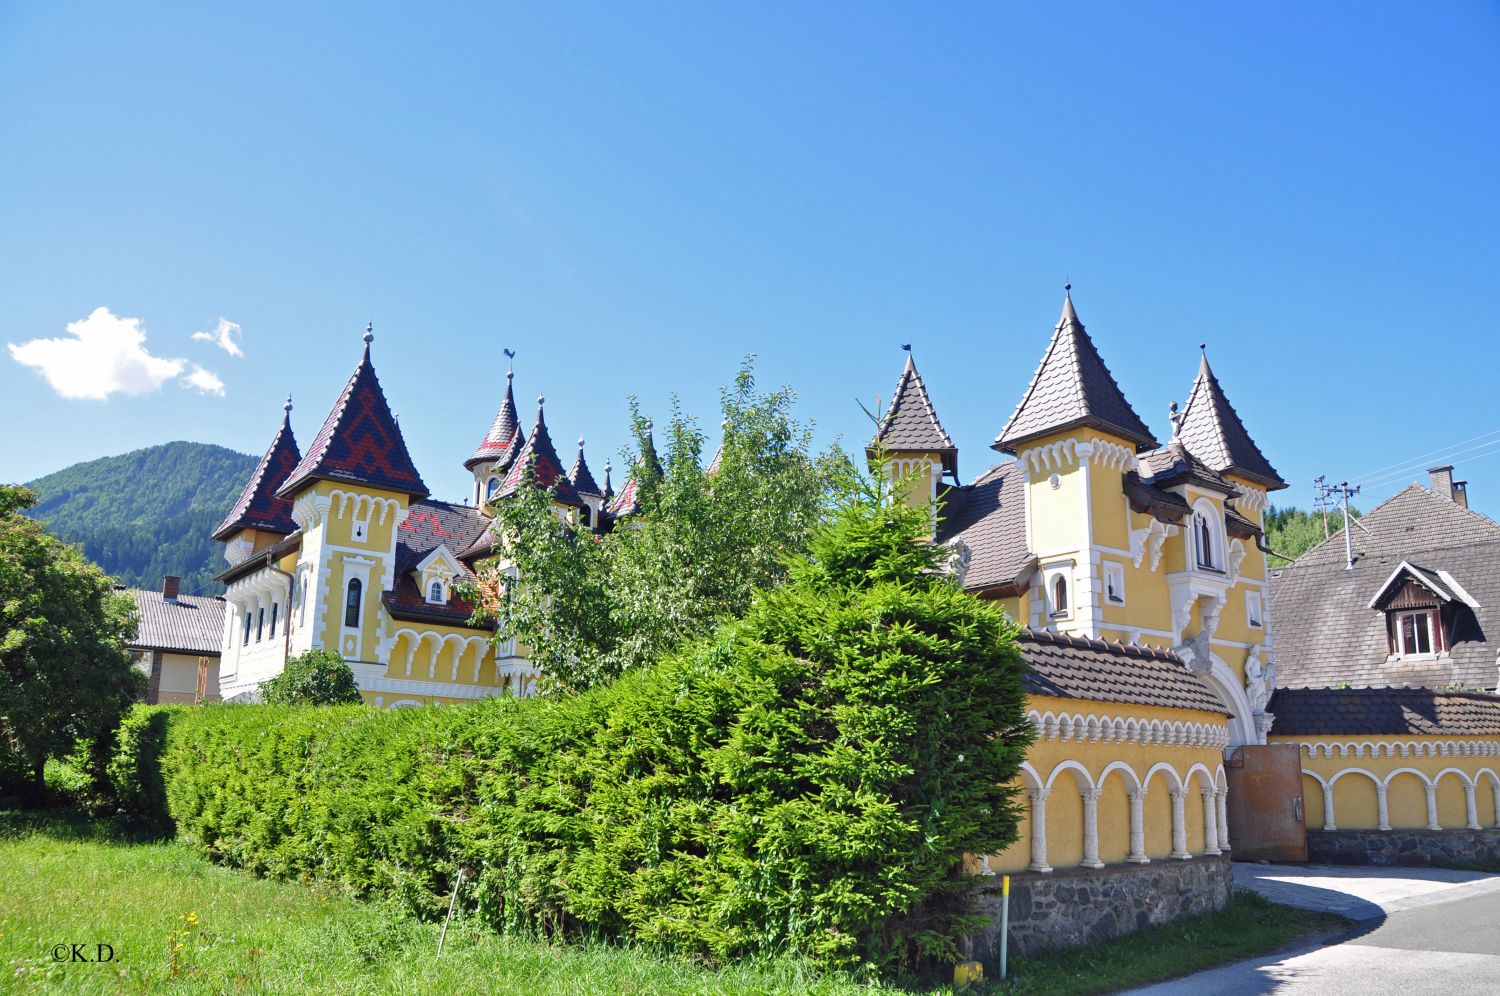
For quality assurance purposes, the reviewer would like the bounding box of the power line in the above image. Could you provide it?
[1351,426,1500,483]
[1359,436,1500,490]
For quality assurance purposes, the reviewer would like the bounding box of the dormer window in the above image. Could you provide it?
[427,579,446,605]
[486,476,501,501]
[1368,561,1475,660]
[1394,609,1435,656]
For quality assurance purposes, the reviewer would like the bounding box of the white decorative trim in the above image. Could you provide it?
[1026,709,1231,750]
[1297,740,1500,760]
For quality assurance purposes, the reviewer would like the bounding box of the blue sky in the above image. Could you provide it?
[3,3,1498,515]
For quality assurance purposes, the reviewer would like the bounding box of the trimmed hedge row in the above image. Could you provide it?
[108,484,1032,972]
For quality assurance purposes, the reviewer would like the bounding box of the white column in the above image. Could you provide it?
[1169,788,1191,859]
[1425,784,1441,830]
[1323,783,1337,831]
[1492,782,1500,829]
[1127,788,1149,863]
[1201,789,1221,856]
[1215,788,1231,851]
[1377,784,1391,831]
[1028,788,1053,873]
[1080,788,1104,869]
[1465,784,1480,830]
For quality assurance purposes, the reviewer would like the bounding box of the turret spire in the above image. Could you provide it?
[466,361,525,473]
[869,348,958,477]
[495,395,584,507]
[1174,346,1286,490]
[213,396,303,540]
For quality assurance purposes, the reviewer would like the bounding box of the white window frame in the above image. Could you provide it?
[426,579,447,605]
[1103,562,1126,606]
[1393,608,1435,656]
[1191,499,1224,572]
[1246,590,1263,628]
[1043,565,1072,619]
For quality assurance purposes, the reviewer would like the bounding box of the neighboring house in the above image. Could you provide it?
[1269,467,1500,848]
[868,289,1282,926]
[121,575,226,704]
[211,328,625,707]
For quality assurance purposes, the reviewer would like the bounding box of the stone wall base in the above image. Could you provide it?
[965,855,1234,962]
[1308,828,1500,867]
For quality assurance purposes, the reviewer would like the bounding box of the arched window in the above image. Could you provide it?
[243,611,252,646]
[1193,501,1222,570]
[270,602,279,638]
[256,607,265,642]
[579,505,592,529]
[428,580,444,604]
[345,578,363,628]
[486,476,500,500]
[1051,574,1069,618]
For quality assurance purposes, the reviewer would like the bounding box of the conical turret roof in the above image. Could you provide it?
[276,327,429,500]
[466,369,524,472]
[1176,350,1286,490]
[606,423,663,519]
[213,396,302,541]
[870,353,958,475]
[569,436,602,497]
[995,292,1157,454]
[496,397,584,507]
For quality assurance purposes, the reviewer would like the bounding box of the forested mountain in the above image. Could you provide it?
[23,442,256,596]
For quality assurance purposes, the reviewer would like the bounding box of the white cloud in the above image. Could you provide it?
[182,364,225,396]
[7,307,225,401]
[191,317,243,358]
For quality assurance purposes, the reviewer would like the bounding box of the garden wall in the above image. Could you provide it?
[965,855,1234,961]
[1308,828,1500,867]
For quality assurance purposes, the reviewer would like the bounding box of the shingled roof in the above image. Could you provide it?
[122,586,227,656]
[277,331,429,500]
[936,462,1033,593]
[569,437,602,497]
[466,369,524,472]
[1271,483,1500,691]
[1020,629,1230,715]
[385,498,492,628]
[995,293,1158,454]
[212,398,301,541]
[1269,687,1500,736]
[871,354,958,475]
[1175,351,1286,490]
[497,398,583,507]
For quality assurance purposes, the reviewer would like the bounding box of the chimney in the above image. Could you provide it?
[1454,480,1469,508]
[1429,465,1455,500]
[162,575,180,602]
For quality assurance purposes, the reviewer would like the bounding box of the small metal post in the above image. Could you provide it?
[1000,874,1010,980]
[437,868,465,956]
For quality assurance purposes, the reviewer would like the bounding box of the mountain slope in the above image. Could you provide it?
[24,441,257,596]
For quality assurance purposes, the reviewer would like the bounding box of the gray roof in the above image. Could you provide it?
[995,294,1158,454]
[467,370,524,472]
[1175,353,1286,490]
[1021,629,1230,715]
[123,587,227,656]
[1271,484,1500,692]
[871,355,957,474]
[1269,687,1500,736]
[937,462,1033,593]
[569,439,602,497]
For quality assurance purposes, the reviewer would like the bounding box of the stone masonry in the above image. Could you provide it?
[965,855,1234,962]
[1309,828,1500,868]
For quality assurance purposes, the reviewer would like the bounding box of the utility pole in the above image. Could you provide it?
[1313,475,1330,539]
[1336,481,1361,570]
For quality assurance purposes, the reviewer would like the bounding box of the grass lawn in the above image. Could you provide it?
[0,810,1348,994]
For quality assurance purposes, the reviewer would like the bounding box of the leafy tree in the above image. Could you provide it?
[0,484,144,801]
[1264,503,1362,563]
[259,649,363,705]
[470,360,848,691]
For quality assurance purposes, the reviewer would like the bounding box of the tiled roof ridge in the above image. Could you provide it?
[1021,626,1183,664]
[497,398,583,506]
[212,402,301,540]
[873,354,957,453]
[1280,684,1500,703]
[276,337,429,499]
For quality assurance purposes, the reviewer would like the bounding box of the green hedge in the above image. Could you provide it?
[107,477,1032,972]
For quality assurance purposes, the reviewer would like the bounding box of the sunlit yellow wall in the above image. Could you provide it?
[980,696,1230,874]
[1277,734,1500,830]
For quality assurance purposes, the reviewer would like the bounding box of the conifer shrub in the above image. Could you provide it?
[108,470,1032,973]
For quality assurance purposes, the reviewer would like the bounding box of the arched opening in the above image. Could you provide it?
[1096,767,1135,865]
[1045,766,1088,869]
[1051,575,1069,618]
[1142,767,1179,860]
[1386,771,1428,829]
[345,578,363,628]
[1301,773,1326,829]
[1192,499,1223,571]
[1477,772,1500,828]
[1331,771,1380,828]
[486,476,500,501]
[1434,771,1471,828]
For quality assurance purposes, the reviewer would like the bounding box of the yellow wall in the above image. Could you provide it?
[1278,734,1500,830]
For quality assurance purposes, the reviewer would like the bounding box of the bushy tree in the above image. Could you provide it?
[0,484,143,801]
[259,648,363,705]
[471,360,848,691]
[1264,503,1361,562]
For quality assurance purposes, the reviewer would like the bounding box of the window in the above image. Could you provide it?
[345,578,363,628]
[486,476,500,500]
[1394,609,1434,655]
[243,611,252,646]
[1104,562,1125,605]
[270,602,279,638]
[256,607,265,642]
[1051,574,1069,618]
[1247,591,1263,628]
[1194,512,1217,569]
[579,505,592,529]
[299,569,310,626]
[428,580,445,604]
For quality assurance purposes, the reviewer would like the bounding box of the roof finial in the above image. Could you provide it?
[504,347,516,375]
[901,342,912,352]
[283,393,293,415]
[537,394,545,408]
[363,321,374,345]
[1064,280,1072,296]
[1199,341,1207,353]
[577,435,585,451]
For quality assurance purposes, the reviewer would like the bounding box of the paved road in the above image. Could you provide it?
[1126,868,1500,995]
